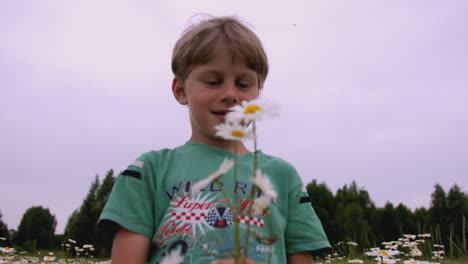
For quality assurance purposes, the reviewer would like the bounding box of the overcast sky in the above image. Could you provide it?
[1,0,467,234]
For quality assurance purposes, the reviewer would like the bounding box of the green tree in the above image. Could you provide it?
[334,201,372,247]
[94,169,116,256]
[306,180,336,243]
[335,181,374,209]
[413,207,430,234]
[446,184,468,257]
[0,210,9,241]
[333,181,376,247]
[64,170,116,257]
[394,203,416,236]
[378,202,399,241]
[65,176,100,244]
[429,184,449,246]
[15,206,56,250]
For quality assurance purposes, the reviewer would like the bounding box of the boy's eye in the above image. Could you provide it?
[205,80,220,86]
[237,82,252,89]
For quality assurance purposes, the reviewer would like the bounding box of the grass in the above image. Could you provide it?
[2,232,467,263]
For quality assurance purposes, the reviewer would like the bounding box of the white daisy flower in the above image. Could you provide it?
[402,259,422,264]
[418,233,431,238]
[252,169,277,200]
[348,259,364,263]
[385,244,398,250]
[192,158,234,195]
[252,195,272,214]
[43,255,56,261]
[375,257,397,264]
[215,122,254,141]
[365,249,400,257]
[226,99,279,123]
[160,248,184,264]
[0,247,15,253]
[410,248,423,257]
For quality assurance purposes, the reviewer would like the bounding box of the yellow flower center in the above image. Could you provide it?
[231,130,245,137]
[244,104,261,114]
[378,250,389,256]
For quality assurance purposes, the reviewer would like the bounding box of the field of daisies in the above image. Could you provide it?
[1,233,467,264]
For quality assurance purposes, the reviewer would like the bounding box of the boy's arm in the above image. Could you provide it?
[288,252,315,264]
[111,227,151,264]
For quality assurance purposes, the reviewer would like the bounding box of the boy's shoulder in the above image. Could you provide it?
[134,145,183,162]
[132,142,211,165]
[257,151,296,169]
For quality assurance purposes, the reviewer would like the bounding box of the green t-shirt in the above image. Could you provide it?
[99,142,330,263]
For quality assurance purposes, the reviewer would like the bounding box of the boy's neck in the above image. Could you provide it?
[188,136,251,155]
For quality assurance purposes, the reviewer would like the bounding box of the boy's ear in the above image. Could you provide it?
[172,78,188,105]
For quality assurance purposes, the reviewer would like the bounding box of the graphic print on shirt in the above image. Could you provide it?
[154,180,279,264]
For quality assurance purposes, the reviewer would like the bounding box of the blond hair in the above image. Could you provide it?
[171,16,269,88]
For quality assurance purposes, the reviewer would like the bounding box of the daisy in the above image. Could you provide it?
[402,259,422,264]
[365,249,400,257]
[192,158,234,195]
[385,244,398,250]
[0,247,15,253]
[160,248,184,264]
[226,99,279,123]
[43,256,56,261]
[348,259,364,263]
[252,169,277,200]
[252,195,272,214]
[376,257,397,264]
[410,248,422,257]
[215,122,254,141]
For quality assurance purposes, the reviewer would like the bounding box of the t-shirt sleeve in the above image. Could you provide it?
[285,165,331,255]
[98,153,156,239]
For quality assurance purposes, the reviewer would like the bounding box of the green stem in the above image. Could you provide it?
[214,180,234,213]
[214,175,239,263]
[233,142,241,263]
[243,121,259,261]
[267,214,273,264]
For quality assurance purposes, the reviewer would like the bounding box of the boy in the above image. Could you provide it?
[99,16,330,264]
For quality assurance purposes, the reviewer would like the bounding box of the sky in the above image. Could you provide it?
[1,0,467,235]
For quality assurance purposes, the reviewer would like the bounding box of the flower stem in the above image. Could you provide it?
[233,142,242,262]
[243,121,259,261]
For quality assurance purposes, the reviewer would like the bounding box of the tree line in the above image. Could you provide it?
[1,170,467,258]
[308,180,468,257]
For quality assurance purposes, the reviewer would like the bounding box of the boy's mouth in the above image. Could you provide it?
[211,110,229,116]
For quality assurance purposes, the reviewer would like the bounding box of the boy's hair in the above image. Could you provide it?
[171,15,269,88]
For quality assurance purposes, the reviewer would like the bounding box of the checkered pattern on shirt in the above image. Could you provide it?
[171,211,206,221]
[238,215,264,227]
[205,207,233,226]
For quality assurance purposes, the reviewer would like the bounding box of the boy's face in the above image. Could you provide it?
[172,41,259,144]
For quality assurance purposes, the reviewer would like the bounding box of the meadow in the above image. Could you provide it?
[1,233,467,264]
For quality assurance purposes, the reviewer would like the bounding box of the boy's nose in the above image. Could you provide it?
[221,82,239,103]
